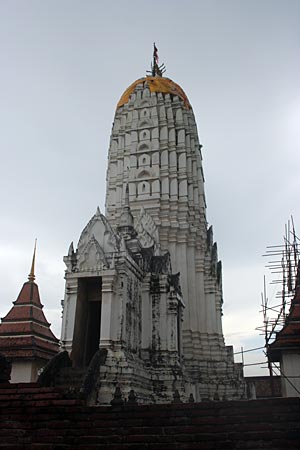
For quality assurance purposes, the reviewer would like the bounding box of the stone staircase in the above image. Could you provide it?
[54,366,87,390]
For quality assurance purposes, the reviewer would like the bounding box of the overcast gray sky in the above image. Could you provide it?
[0,0,299,375]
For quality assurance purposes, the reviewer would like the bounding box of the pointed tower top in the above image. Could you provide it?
[124,183,130,208]
[117,184,135,238]
[28,239,37,283]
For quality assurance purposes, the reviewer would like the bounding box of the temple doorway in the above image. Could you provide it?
[72,277,102,367]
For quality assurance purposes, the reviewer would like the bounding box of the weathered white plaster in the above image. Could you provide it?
[281,353,300,397]
[10,360,44,383]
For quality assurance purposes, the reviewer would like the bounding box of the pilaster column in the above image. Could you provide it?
[100,270,118,348]
[141,275,151,349]
[167,290,179,352]
[61,275,78,352]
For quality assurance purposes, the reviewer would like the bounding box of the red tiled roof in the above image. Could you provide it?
[0,281,59,361]
[14,282,42,307]
[2,304,50,324]
[268,283,300,361]
[0,320,58,340]
[0,336,59,359]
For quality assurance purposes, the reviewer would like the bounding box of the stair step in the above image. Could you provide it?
[54,367,87,388]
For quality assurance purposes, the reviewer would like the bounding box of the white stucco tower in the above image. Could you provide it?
[60,53,244,403]
[105,74,234,389]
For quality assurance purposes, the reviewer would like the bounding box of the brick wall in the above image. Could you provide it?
[246,375,282,398]
[0,383,299,449]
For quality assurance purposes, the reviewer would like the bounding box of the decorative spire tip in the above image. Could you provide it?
[28,239,37,283]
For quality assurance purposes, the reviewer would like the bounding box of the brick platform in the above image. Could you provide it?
[0,383,299,449]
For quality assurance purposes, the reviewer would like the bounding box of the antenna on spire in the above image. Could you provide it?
[28,239,37,283]
[146,43,166,77]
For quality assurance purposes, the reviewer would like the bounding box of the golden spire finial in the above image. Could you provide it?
[28,239,37,282]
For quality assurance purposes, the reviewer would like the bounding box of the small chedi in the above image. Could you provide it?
[0,242,59,383]
[59,47,244,404]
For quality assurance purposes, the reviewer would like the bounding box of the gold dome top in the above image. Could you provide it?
[117,76,191,109]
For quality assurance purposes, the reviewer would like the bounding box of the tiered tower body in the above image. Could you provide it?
[105,77,235,393]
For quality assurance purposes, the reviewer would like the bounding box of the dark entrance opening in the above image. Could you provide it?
[72,277,102,367]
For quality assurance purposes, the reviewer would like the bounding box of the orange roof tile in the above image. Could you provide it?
[117,76,191,109]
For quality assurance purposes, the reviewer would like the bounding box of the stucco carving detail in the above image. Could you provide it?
[77,207,120,256]
[78,235,108,271]
[135,207,160,254]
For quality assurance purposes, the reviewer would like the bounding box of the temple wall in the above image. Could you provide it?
[10,360,44,383]
[281,353,300,397]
